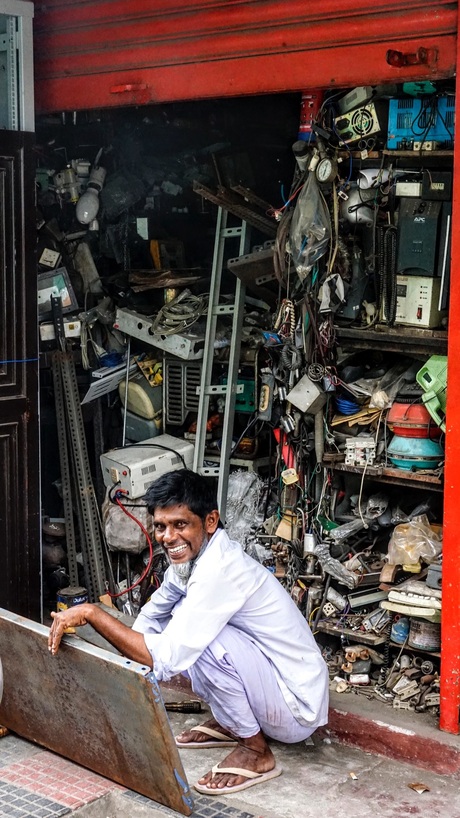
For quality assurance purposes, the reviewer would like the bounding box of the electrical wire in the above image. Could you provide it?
[151,291,208,336]
[107,496,157,598]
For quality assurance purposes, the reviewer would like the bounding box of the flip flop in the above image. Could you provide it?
[193,764,282,794]
[175,725,238,749]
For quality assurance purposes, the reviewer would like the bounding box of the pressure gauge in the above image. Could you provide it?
[316,156,337,184]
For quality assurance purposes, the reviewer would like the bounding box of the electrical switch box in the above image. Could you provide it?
[395,275,446,328]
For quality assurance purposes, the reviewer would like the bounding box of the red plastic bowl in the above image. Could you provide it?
[387,402,442,439]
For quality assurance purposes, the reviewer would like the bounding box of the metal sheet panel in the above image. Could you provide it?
[0,609,193,816]
[33,1,456,113]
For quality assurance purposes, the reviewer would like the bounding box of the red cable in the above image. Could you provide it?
[108,496,159,599]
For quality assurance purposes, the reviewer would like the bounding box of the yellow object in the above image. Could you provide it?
[275,512,299,541]
[281,468,299,485]
[150,240,162,270]
[402,563,422,573]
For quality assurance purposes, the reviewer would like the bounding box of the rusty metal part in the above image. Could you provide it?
[231,185,274,212]
[227,245,278,304]
[0,609,193,816]
[193,182,277,237]
[165,700,203,713]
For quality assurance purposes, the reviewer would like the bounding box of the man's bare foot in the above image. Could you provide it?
[197,731,275,790]
[176,717,236,745]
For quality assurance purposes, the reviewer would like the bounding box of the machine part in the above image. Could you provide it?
[395,181,422,197]
[258,371,275,421]
[345,437,376,466]
[316,156,338,184]
[340,186,375,225]
[334,101,386,144]
[377,224,397,325]
[395,275,446,329]
[287,374,326,415]
[119,370,163,420]
[337,86,374,114]
[100,434,195,498]
[326,586,347,611]
[421,170,452,201]
[164,700,203,713]
[387,96,455,149]
[114,307,205,360]
[393,699,415,710]
[298,91,324,139]
[51,354,79,587]
[227,244,279,305]
[426,563,442,590]
[193,181,276,237]
[322,602,337,617]
[40,319,81,341]
[337,244,370,321]
[0,609,193,815]
[424,692,441,706]
[397,198,442,277]
[305,583,323,623]
[349,673,370,685]
[193,209,250,522]
[303,532,317,555]
[163,356,201,426]
[55,351,110,601]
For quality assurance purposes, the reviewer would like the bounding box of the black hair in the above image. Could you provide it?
[144,469,219,522]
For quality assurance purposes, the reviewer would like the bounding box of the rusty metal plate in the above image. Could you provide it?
[0,609,193,816]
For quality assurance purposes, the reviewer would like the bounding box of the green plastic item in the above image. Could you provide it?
[221,377,256,413]
[317,516,339,532]
[402,81,437,97]
[416,355,447,433]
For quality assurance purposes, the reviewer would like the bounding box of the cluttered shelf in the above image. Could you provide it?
[334,325,448,355]
[323,460,443,492]
[316,621,441,658]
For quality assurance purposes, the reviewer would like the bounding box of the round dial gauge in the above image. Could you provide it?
[316,156,337,183]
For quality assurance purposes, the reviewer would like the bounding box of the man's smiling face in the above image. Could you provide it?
[153,504,219,563]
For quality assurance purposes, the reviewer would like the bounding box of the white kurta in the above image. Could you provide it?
[133,528,329,730]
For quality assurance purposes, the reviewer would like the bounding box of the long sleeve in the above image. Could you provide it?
[134,535,253,680]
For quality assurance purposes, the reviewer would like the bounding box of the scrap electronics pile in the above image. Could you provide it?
[36,81,451,717]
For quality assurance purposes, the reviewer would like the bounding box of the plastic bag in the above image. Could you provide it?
[387,514,442,566]
[102,491,157,554]
[289,172,331,281]
[226,471,266,558]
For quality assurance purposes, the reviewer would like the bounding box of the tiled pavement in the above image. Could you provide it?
[0,733,258,818]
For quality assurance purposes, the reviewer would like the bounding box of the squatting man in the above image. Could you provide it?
[48,470,329,795]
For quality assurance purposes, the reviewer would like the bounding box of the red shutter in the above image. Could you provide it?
[34,0,456,113]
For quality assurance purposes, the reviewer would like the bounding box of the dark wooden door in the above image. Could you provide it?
[0,131,40,619]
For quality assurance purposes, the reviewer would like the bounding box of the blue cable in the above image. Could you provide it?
[0,357,39,364]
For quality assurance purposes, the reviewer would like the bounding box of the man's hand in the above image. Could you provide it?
[47,602,153,669]
[48,603,92,655]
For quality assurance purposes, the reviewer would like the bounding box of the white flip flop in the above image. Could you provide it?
[175,724,238,749]
[194,764,283,794]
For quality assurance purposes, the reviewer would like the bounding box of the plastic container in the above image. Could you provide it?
[391,615,410,644]
[387,402,442,439]
[416,355,447,433]
[387,435,444,470]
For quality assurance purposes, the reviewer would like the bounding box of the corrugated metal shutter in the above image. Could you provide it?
[34,1,456,113]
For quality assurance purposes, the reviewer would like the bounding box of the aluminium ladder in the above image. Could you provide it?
[192,207,250,521]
